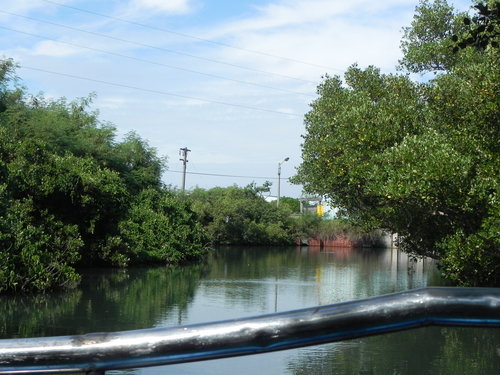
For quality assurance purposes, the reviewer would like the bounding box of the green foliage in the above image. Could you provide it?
[188,185,294,246]
[293,64,427,223]
[118,189,209,264]
[245,181,272,196]
[289,213,384,245]
[452,1,500,51]
[112,132,166,194]
[279,196,301,213]
[293,0,500,285]
[0,196,82,293]
[400,0,467,72]
[438,202,500,286]
[314,219,382,243]
[289,212,323,238]
[0,59,209,293]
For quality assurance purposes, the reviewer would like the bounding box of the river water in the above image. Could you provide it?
[1,246,499,374]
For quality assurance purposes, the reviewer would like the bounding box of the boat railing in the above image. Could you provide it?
[1,287,499,374]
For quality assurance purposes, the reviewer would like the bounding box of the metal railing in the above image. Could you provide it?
[1,287,499,374]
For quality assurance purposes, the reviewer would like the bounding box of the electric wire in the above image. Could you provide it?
[21,65,303,117]
[40,0,341,72]
[1,5,306,184]
[0,25,315,98]
[0,10,318,85]
[167,169,292,181]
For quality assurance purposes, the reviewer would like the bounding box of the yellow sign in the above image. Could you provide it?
[316,205,324,216]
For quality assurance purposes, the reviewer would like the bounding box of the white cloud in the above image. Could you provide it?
[98,96,132,109]
[175,98,209,107]
[0,0,60,14]
[31,40,82,57]
[196,0,416,84]
[208,0,415,37]
[25,40,82,57]
[129,0,195,14]
[275,106,298,116]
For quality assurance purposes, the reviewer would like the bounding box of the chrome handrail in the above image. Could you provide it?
[1,287,499,374]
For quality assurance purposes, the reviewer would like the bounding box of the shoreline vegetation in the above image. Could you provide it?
[0,58,382,294]
[1,0,498,294]
[291,0,499,287]
[0,58,210,294]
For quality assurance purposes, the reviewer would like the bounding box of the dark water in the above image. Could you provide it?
[1,246,499,374]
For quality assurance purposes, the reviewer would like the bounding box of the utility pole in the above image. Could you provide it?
[179,147,191,192]
[277,157,289,207]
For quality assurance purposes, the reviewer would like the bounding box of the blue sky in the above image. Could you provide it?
[0,0,471,198]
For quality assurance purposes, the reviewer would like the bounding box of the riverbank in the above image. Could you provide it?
[295,232,396,248]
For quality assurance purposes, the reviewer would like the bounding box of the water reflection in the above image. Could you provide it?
[0,265,205,338]
[1,246,498,375]
[194,247,442,315]
[287,327,500,375]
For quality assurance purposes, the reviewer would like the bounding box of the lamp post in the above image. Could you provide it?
[277,157,289,207]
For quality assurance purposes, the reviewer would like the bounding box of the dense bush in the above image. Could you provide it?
[0,59,209,293]
[0,195,82,292]
[188,185,295,246]
[118,188,208,264]
[293,1,499,286]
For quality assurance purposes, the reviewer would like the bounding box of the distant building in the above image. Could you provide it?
[299,196,338,218]
[299,197,323,216]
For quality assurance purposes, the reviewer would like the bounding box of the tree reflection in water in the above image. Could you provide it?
[0,265,206,338]
[287,326,500,375]
[1,247,498,375]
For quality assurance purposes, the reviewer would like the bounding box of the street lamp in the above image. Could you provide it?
[277,157,289,207]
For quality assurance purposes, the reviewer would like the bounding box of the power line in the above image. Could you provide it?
[167,169,291,181]
[0,25,314,98]
[21,65,303,117]
[0,10,318,85]
[40,0,341,72]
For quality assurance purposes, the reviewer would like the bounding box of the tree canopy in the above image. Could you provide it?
[293,0,499,286]
[0,59,209,293]
[188,184,295,246]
